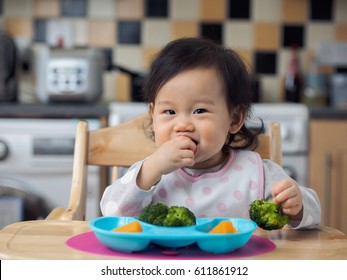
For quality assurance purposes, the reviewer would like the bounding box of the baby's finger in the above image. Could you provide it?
[273,186,297,204]
[280,194,300,209]
[281,203,301,216]
[271,179,293,197]
[178,138,197,153]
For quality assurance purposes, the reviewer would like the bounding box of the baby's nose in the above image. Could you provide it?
[174,120,194,132]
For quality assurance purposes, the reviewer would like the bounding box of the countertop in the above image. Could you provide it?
[1,102,347,120]
[0,102,109,119]
[309,106,347,120]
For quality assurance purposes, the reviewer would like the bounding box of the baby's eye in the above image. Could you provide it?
[164,109,175,115]
[194,108,207,114]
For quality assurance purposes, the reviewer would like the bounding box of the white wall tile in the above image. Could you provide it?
[224,21,254,49]
[306,23,335,53]
[114,45,144,70]
[259,75,282,102]
[143,20,171,47]
[253,0,282,22]
[4,0,32,17]
[170,0,199,20]
[72,19,88,46]
[88,0,115,18]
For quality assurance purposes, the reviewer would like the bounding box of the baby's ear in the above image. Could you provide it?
[149,103,154,115]
[229,107,246,134]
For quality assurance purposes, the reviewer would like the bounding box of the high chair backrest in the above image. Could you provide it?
[48,113,281,221]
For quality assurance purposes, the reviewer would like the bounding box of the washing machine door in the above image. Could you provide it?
[0,177,53,229]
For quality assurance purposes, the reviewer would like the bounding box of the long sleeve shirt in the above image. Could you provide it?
[100,150,321,230]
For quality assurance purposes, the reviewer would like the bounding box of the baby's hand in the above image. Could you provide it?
[136,136,196,190]
[271,178,303,218]
[153,136,197,175]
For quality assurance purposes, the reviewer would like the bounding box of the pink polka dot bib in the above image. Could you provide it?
[151,150,264,219]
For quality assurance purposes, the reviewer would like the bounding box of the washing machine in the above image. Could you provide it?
[0,118,101,228]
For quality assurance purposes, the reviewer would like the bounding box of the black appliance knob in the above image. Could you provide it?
[0,139,9,160]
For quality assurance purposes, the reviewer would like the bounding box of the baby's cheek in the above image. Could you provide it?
[204,129,228,148]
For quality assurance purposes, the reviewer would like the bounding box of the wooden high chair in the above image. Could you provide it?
[46,113,282,221]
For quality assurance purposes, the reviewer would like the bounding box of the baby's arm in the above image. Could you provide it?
[100,161,155,216]
[137,136,196,190]
[263,160,321,229]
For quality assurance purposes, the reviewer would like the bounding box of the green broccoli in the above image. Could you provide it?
[138,203,196,227]
[163,206,196,227]
[249,199,289,230]
[138,202,169,225]
[152,213,167,226]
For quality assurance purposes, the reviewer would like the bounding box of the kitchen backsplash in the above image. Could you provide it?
[0,0,346,103]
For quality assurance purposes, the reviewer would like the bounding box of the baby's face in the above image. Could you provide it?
[150,68,242,169]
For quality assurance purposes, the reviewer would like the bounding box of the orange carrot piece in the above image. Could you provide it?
[209,220,238,234]
[112,221,143,233]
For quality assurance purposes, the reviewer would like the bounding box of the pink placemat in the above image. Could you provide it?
[66,231,276,259]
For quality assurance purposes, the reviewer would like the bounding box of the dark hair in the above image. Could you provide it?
[142,37,262,150]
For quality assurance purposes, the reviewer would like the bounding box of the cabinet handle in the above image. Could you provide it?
[323,152,331,226]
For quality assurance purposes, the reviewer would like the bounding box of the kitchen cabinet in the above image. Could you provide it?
[309,119,347,234]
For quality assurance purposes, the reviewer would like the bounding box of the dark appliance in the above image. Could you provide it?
[0,32,18,102]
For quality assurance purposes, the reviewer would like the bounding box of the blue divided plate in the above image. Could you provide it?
[89,216,257,254]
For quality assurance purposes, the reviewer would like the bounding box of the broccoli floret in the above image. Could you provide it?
[152,213,167,226]
[138,203,169,225]
[163,206,196,227]
[249,199,289,230]
[138,203,196,227]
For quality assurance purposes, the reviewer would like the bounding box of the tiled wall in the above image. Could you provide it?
[0,0,346,102]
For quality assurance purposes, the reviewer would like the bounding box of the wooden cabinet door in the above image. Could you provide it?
[329,149,347,233]
[309,120,347,234]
